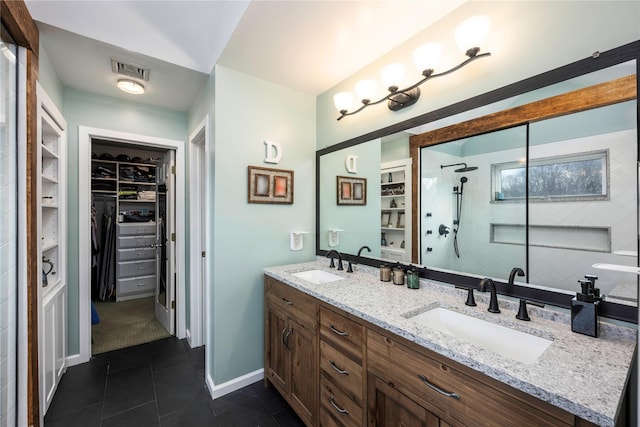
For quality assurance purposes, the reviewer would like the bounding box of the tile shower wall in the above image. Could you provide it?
[0,38,18,427]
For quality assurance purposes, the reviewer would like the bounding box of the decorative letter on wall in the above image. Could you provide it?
[264,140,282,164]
[345,155,358,173]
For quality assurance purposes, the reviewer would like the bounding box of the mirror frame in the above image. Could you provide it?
[316,40,639,323]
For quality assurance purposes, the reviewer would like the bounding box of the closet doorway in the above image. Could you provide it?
[77,127,186,365]
[90,139,175,354]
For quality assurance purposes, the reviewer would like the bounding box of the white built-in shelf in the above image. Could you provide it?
[42,204,58,209]
[119,181,155,186]
[381,208,405,212]
[42,241,58,252]
[42,175,58,184]
[381,246,405,254]
[93,177,116,181]
[119,199,156,203]
[382,227,405,231]
[382,180,406,186]
[41,144,58,159]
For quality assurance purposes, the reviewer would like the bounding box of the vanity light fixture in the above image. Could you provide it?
[333,15,491,120]
[117,78,145,95]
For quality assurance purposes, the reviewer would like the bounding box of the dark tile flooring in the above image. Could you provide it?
[44,337,305,426]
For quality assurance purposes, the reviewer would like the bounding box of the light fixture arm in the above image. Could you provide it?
[337,50,491,120]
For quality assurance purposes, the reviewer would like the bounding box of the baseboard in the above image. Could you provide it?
[185,329,192,347]
[65,352,84,367]
[206,368,264,400]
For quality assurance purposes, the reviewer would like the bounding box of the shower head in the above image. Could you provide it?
[455,163,478,172]
[441,162,478,173]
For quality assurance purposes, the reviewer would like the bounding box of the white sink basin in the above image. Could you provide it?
[410,307,552,365]
[292,269,344,285]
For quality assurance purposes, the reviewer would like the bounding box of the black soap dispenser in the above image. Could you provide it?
[571,275,603,337]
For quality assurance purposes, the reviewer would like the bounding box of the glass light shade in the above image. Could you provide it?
[333,92,354,112]
[355,79,376,102]
[117,79,145,95]
[454,15,491,54]
[380,63,405,90]
[413,42,443,72]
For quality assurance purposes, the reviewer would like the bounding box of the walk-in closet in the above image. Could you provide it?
[90,139,174,354]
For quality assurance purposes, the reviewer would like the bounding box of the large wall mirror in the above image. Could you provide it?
[316,42,638,323]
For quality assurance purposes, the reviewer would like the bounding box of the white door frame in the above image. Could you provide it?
[188,116,208,348]
[76,126,186,366]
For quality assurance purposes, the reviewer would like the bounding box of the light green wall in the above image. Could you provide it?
[63,88,187,354]
[316,1,640,148]
[38,46,64,109]
[381,135,409,163]
[206,65,316,384]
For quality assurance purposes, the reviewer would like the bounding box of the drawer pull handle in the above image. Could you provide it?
[329,324,349,337]
[417,374,460,400]
[329,396,349,415]
[329,360,349,375]
[281,298,293,305]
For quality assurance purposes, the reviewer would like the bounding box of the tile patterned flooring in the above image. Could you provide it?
[44,337,305,426]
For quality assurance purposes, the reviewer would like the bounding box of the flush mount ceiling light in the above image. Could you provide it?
[333,15,491,120]
[117,79,145,95]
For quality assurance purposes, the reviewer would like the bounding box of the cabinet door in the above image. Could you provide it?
[266,305,290,395]
[367,374,442,427]
[289,318,317,426]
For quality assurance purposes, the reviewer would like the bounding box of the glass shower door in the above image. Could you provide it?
[0,26,19,427]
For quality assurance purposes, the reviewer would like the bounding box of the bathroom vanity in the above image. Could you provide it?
[264,261,635,427]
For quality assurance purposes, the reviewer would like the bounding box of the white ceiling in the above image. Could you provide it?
[25,0,466,112]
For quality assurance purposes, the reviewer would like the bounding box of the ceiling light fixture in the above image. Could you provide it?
[117,79,145,95]
[333,15,491,120]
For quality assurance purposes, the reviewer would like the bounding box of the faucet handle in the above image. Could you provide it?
[347,261,353,273]
[465,288,476,306]
[329,258,336,268]
[516,299,544,321]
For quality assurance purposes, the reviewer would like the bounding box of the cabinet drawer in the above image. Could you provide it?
[118,259,156,278]
[265,277,317,328]
[117,247,156,262]
[320,376,362,427]
[117,235,156,249]
[320,340,363,403]
[320,307,364,359]
[367,330,573,427]
[117,275,156,295]
[117,223,156,236]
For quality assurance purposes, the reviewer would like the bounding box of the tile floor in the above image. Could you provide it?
[44,337,305,426]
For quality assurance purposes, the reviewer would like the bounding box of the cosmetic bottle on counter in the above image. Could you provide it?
[571,276,603,337]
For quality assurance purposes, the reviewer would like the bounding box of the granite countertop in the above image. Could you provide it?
[264,260,637,427]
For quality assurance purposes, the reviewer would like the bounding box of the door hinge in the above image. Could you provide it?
[171,300,176,309]
[171,165,176,174]
[171,233,176,242]
[201,251,206,258]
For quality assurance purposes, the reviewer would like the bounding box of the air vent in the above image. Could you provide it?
[111,58,150,81]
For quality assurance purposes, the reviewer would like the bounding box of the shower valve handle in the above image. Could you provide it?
[439,224,450,237]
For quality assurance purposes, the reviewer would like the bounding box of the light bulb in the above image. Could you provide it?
[413,42,443,75]
[117,79,145,95]
[380,63,405,92]
[454,15,491,56]
[333,92,354,113]
[355,80,376,103]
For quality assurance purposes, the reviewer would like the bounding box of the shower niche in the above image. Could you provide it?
[380,159,412,262]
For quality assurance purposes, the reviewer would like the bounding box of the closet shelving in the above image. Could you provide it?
[380,159,412,262]
[91,156,158,301]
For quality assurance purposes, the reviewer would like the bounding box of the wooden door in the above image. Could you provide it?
[289,318,317,426]
[266,305,290,394]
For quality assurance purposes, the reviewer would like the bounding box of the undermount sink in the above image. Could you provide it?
[292,269,344,285]
[409,307,552,365]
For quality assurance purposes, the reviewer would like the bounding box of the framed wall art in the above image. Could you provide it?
[248,166,294,204]
[337,176,367,206]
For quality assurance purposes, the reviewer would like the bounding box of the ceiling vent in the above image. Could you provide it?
[111,58,150,81]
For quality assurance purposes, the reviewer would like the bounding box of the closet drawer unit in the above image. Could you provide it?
[117,223,156,236]
[320,340,363,403]
[117,275,156,295]
[117,247,156,262]
[320,307,364,359]
[118,259,156,278]
[117,235,156,249]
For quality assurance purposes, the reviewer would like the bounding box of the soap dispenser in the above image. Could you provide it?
[571,275,603,337]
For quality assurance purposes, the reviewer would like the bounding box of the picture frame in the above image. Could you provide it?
[248,166,294,204]
[381,212,391,227]
[397,211,405,228]
[337,176,367,205]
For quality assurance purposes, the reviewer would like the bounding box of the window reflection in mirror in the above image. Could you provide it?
[420,126,527,279]
[528,101,637,305]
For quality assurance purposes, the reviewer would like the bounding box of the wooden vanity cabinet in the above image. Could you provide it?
[264,276,603,427]
[264,277,318,427]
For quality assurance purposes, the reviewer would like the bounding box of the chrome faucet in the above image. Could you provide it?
[347,245,371,273]
[326,250,344,271]
[508,267,525,286]
[478,277,500,313]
